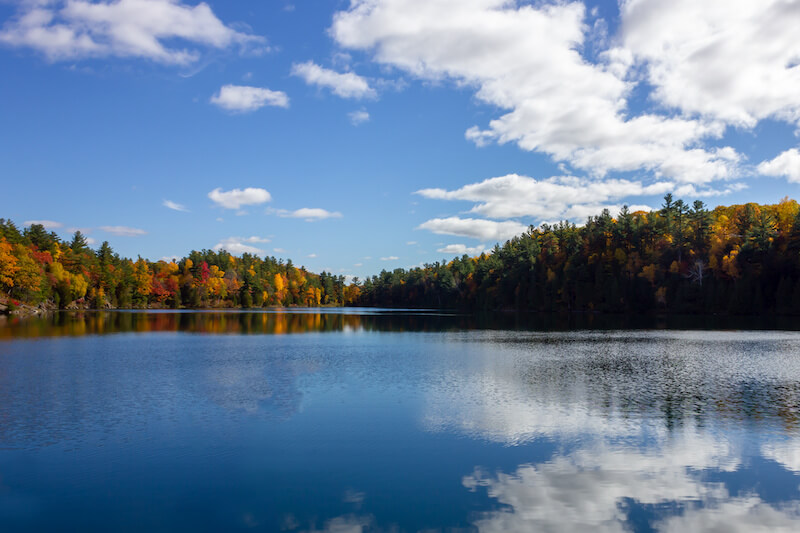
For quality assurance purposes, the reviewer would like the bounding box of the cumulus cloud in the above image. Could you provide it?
[162,199,188,212]
[99,225,146,236]
[213,236,270,256]
[210,85,289,112]
[0,0,266,65]
[380,256,399,261]
[418,217,527,242]
[208,187,271,210]
[274,208,343,221]
[348,109,370,125]
[437,244,485,256]
[619,0,800,129]
[417,174,671,222]
[758,148,800,183]
[291,61,376,99]
[331,0,740,183]
[23,219,63,229]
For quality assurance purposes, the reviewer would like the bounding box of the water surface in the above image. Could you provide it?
[1,310,800,531]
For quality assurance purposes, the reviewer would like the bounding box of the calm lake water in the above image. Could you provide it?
[2,309,800,532]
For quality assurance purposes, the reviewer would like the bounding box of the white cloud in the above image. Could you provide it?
[307,253,317,258]
[208,187,271,210]
[0,0,265,65]
[417,217,527,242]
[331,0,739,183]
[758,148,800,183]
[380,256,399,261]
[273,247,287,254]
[619,0,800,129]
[210,85,289,112]
[274,208,343,221]
[405,241,417,245]
[23,219,63,229]
[348,109,370,125]
[162,199,188,212]
[437,244,485,256]
[99,225,146,237]
[417,173,672,222]
[291,61,376,99]
[213,236,269,256]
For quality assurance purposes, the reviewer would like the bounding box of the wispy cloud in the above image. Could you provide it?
[23,220,63,229]
[273,208,343,222]
[99,225,147,237]
[348,109,370,125]
[291,61,376,99]
[163,199,188,212]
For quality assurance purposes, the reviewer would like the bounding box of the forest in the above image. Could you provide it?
[356,196,800,315]
[3,196,800,315]
[0,220,354,310]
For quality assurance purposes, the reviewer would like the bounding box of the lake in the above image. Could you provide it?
[2,309,800,532]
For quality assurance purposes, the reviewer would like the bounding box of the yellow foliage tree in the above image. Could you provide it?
[0,239,19,290]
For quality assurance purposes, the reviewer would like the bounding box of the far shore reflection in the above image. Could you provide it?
[3,308,800,339]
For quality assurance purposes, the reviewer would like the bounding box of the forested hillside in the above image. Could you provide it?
[4,196,800,315]
[356,196,800,315]
[0,221,353,310]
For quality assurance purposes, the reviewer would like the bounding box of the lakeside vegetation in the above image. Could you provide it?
[3,196,800,315]
[356,196,800,315]
[0,221,354,310]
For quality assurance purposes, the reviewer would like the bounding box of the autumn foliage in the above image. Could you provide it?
[0,220,351,310]
[357,196,800,315]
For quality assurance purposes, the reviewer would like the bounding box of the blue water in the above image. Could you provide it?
[1,310,800,531]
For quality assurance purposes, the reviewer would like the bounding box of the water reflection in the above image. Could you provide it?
[423,331,800,442]
[3,313,800,531]
[0,309,468,339]
[464,434,800,532]
[0,335,310,449]
[4,309,800,340]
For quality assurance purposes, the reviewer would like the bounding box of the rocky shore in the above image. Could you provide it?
[0,298,57,319]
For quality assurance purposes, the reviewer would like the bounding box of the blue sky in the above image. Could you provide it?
[2,0,800,279]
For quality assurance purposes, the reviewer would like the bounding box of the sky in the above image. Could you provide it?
[2,0,800,280]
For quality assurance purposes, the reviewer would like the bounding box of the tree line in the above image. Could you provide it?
[4,196,800,315]
[355,196,800,315]
[0,221,355,309]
